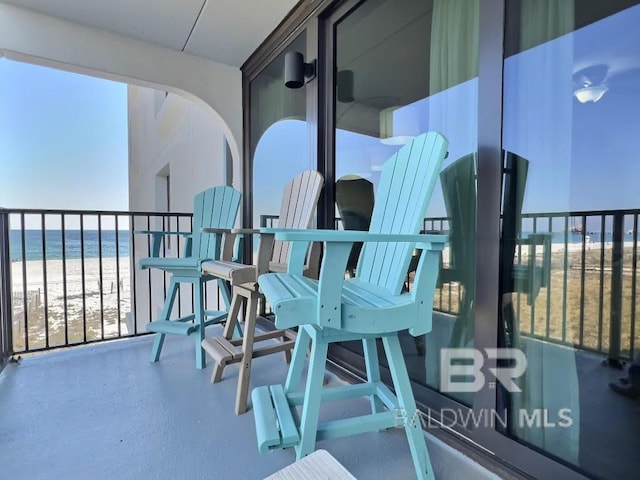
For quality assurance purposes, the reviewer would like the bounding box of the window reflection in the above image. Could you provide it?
[502,2,640,478]
[333,0,478,405]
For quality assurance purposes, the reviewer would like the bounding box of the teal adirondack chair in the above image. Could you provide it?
[136,186,242,369]
[439,152,552,349]
[251,132,449,480]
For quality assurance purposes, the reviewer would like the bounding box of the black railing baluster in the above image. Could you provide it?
[597,216,606,353]
[630,214,638,359]
[562,216,569,344]
[80,215,87,343]
[98,214,104,340]
[20,213,28,352]
[579,215,588,347]
[61,214,69,345]
[0,208,13,368]
[608,212,624,367]
[130,213,138,335]
[115,215,122,338]
[41,213,49,348]
[545,216,552,340]
[146,216,152,324]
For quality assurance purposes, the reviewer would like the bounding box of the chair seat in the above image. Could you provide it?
[139,256,204,271]
[201,260,257,286]
[259,273,413,333]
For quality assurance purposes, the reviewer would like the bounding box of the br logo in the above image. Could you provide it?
[440,348,528,393]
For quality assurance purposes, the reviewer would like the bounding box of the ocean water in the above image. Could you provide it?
[9,229,636,263]
[10,230,130,262]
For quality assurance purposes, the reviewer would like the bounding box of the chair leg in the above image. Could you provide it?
[218,278,242,338]
[150,278,179,363]
[194,279,206,369]
[294,334,328,460]
[285,326,310,393]
[210,290,244,384]
[235,293,258,415]
[222,288,244,340]
[382,334,434,480]
[363,338,385,415]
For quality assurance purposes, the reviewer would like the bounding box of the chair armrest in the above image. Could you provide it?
[201,228,233,234]
[231,228,261,235]
[133,230,193,257]
[264,228,447,248]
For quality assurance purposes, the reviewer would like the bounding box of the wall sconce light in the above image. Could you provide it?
[284,51,316,89]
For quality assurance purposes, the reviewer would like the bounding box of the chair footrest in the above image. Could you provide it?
[252,385,300,454]
[146,320,199,336]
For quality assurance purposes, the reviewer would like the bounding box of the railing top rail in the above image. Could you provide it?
[521,208,640,218]
[0,208,193,216]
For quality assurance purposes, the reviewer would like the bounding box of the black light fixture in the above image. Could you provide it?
[284,51,316,89]
[337,70,354,103]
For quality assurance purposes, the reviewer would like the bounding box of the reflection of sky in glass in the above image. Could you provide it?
[336,78,478,218]
[504,4,640,214]
[252,119,312,226]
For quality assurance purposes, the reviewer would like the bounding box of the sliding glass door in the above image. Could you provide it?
[243,0,640,478]
[500,2,640,479]
[327,0,478,406]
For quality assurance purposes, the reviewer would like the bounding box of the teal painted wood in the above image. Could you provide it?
[137,186,242,369]
[358,133,448,295]
[252,386,283,453]
[252,133,449,479]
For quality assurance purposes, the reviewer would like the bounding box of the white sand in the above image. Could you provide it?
[11,257,132,337]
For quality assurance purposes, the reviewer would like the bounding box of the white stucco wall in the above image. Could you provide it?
[128,87,229,212]
[128,86,233,332]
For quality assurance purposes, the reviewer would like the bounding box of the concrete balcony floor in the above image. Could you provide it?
[0,329,501,480]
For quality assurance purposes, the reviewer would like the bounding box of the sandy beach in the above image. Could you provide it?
[11,257,132,350]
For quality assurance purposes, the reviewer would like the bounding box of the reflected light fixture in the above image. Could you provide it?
[337,70,355,103]
[573,84,609,103]
[573,64,609,103]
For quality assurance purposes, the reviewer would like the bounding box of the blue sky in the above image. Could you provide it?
[0,59,129,213]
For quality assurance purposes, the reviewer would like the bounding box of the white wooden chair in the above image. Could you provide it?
[200,170,324,414]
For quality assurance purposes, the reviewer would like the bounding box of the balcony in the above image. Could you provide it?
[0,206,638,480]
[0,332,503,479]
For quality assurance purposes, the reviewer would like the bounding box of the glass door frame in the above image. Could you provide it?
[242,1,591,478]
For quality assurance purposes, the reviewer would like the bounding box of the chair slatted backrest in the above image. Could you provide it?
[193,186,242,260]
[356,132,448,294]
[272,170,324,265]
[501,152,529,293]
[440,153,476,284]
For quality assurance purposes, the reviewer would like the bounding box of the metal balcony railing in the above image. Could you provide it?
[427,209,640,363]
[0,208,196,356]
[1,207,638,364]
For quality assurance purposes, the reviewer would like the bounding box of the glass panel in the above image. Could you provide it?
[334,0,478,405]
[502,2,640,479]
[250,33,313,232]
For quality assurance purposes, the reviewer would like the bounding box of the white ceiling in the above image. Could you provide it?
[2,0,299,66]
